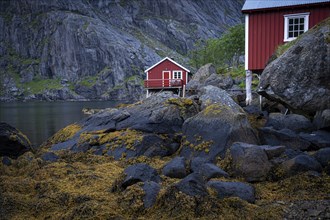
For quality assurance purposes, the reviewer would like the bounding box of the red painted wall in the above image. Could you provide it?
[247,4,330,72]
[147,59,188,85]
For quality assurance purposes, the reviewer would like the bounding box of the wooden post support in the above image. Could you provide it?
[246,70,252,105]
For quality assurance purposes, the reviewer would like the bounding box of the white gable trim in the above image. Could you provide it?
[144,57,190,73]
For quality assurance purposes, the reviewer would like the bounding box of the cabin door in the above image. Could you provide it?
[163,71,171,87]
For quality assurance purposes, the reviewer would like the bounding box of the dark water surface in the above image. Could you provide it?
[0,101,119,147]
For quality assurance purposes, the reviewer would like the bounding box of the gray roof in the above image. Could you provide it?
[242,0,330,11]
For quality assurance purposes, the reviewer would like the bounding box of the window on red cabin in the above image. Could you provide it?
[173,71,182,79]
[284,13,309,42]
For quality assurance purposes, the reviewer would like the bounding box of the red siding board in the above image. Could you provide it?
[247,4,330,72]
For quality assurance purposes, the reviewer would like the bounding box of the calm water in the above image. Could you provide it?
[0,101,119,147]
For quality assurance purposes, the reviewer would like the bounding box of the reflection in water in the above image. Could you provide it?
[0,101,119,147]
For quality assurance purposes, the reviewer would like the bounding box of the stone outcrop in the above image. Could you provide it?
[0,0,243,101]
[258,18,330,115]
[0,122,31,158]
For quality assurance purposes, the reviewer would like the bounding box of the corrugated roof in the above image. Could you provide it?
[242,0,330,11]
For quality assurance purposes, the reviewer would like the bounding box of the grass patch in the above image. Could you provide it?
[23,78,62,94]
[78,76,98,87]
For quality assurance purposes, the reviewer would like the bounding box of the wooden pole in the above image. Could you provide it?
[246,70,252,105]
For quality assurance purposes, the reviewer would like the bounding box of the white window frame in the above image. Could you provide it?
[284,12,309,42]
[172,70,182,79]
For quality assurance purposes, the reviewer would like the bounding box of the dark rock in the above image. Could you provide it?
[162,157,187,179]
[122,163,160,189]
[174,173,208,197]
[258,18,330,115]
[280,155,322,177]
[141,181,161,208]
[229,142,272,182]
[0,122,31,158]
[313,148,330,167]
[2,156,12,166]
[204,73,233,90]
[41,152,59,162]
[186,64,216,91]
[259,145,286,160]
[313,109,330,130]
[180,88,258,161]
[259,127,311,151]
[207,181,255,203]
[266,113,313,132]
[190,157,209,172]
[50,139,77,151]
[194,163,229,180]
[299,130,330,150]
[114,93,199,134]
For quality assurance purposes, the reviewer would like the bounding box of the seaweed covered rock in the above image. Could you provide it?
[180,100,258,161]
[207,181,255,203]
[258,18,330,115]
[0,122,31,158]
[229,142,272,182]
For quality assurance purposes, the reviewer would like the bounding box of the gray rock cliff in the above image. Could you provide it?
[0,0,243,101]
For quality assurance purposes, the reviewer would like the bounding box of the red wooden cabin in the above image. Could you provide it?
[144,57,190,97]
[242,0,330,74]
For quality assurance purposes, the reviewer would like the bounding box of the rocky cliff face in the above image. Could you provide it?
[0,0,244,101]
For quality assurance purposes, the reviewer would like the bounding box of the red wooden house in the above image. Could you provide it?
[242,0,330,74]
[144,57,190,97]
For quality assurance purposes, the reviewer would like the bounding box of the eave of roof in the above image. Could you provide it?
[144,57,190,73]
[242,0,330,13]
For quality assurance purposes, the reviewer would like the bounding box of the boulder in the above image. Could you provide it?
[180,88,258,161]
[259,145,286,160]
[194,163,229,180]
[41,152,59,162]
[313,148,330,167]
[258,18,330,115]
[141,181,160,208]
[121,163,161,189]
[313,109,330,130]
[265,113,313,132]
[204,73,233,90]
[0,122,31,158]
[259,127,310,151]
[207,181,255,203]
[279,155,322,177]
[186,64,216,91]
[162,157,187,179]
[190,157,208,171]
[199,85,242,111]
[174,173,208,197]
[299,130,330,150]
[229,142,272,182]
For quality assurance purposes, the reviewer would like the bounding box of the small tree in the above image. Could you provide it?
[189,24,244,70]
